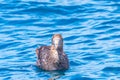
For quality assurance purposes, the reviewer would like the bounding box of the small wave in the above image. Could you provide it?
[0,0,120,80]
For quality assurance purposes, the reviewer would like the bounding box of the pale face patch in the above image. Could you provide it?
[53,38,63,49]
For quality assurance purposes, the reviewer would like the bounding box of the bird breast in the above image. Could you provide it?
[50,50,59,63]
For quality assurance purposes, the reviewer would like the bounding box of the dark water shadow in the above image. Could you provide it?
[47,70,65,80]
[33,65,66,80]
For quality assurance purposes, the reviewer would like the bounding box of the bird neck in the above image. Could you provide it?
[51,45,63,54]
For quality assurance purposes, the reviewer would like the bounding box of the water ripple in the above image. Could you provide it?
[0,0,120,80]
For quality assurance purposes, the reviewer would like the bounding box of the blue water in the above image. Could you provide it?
[0,0,120,80]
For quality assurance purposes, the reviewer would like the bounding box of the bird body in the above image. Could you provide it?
[36,34,69,70]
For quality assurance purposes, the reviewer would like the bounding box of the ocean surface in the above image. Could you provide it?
[0,0,120,80]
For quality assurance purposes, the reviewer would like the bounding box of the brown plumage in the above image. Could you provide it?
[35,34,69,70]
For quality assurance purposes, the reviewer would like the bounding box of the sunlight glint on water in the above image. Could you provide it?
[0,0,120,80]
